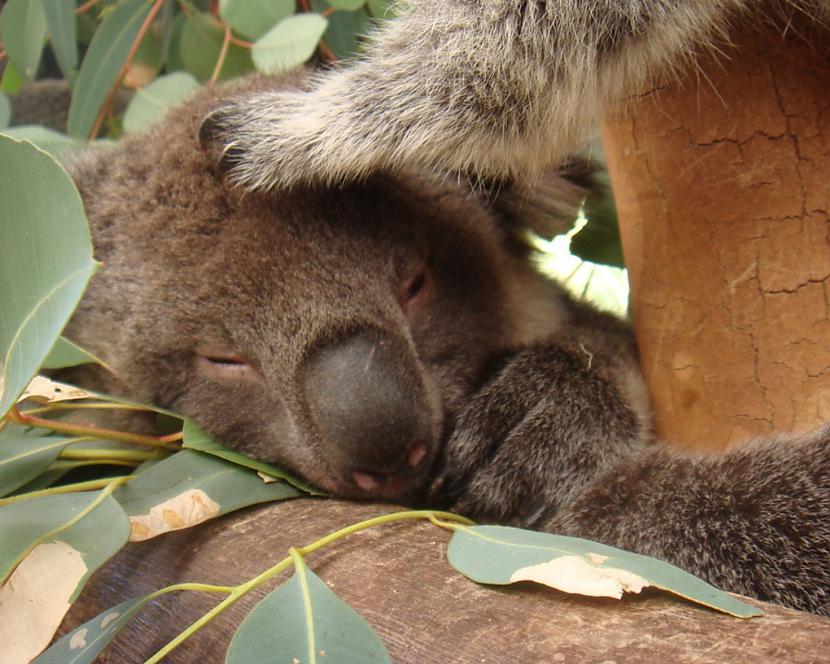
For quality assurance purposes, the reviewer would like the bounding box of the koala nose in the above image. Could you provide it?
[303,331,435,494]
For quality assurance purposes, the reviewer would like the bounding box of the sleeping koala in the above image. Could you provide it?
[202,0,830,190]
[61,75,830,616]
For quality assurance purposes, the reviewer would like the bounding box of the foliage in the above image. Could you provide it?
[0,2,744,663]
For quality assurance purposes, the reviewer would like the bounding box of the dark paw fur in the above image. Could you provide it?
[198,110,244,177]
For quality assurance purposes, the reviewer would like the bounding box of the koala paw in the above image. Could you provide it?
[429,344,639,527]
[196,91,328,191]
[429,350,569,525]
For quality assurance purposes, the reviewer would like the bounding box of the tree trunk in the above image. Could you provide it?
[603,14,830,451]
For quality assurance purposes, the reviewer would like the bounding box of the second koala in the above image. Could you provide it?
[61,76,830,616]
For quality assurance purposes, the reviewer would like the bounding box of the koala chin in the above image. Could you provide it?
[60,74,830,616]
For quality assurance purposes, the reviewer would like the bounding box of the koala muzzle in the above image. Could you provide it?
[303,331,435,496]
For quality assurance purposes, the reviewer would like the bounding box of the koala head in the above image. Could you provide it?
[64,75,580,502]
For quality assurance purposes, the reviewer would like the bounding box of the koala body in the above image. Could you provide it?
[206,0,830,189]
[62,76,830,616]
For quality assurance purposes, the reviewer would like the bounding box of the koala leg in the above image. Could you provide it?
[205,0,769,190]
[431,339,649,526]
[547,426,830,615]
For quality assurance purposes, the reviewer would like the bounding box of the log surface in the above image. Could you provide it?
[59,499,830,663]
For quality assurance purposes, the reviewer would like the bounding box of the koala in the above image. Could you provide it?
[203,0,830,190]
[59,75,830,616]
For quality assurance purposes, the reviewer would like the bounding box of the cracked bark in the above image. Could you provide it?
[603,15,830,451]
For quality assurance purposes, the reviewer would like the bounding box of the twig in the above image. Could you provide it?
[210,22,232,83]
[89,0,167,139]
[75,0,101,15]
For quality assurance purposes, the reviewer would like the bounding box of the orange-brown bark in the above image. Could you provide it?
[603,17,830,451]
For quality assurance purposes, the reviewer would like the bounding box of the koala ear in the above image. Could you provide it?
[479,156,604,250]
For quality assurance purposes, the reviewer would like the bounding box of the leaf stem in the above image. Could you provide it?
[144,510,472,663]
[7,405,181,449]
[0,474,132,508]
[22,401,153,416]
[49,459,139,471]
[60,447,167,462]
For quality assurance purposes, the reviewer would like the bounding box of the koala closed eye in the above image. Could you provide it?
[399,264,429,314]
[197,352,261,382]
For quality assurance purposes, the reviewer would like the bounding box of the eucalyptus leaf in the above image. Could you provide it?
[219,0,295,40]
[0,137,98,418]
[447,525,763,618]
[183,419,319,494]
[0,91,10,129]
[0,125,85,156]
[10,466,71,494]
[0,0,47,81]
[42,336,105,370]
[0,435,72,497]
[251,14,328,74]
[123,71,200,133]
[42,0,78,82]
[34,594,155,664]
[311,0,369,59]
[67,0,151,139]
[367,0,397,18]
[0,492,131,664]
[327,0,367,10]
[0,491,129,585]
[113,449,302,541]
[179,10,254,81]
[1,61,24,94]
[226,557,392,664]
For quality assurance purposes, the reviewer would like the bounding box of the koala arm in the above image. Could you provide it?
[547,426,830,615]
[208,0,753,189]
[432,301,651,527]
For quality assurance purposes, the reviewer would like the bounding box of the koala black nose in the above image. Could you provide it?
[303,331,435,495]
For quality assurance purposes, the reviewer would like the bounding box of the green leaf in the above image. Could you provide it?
[0,0,47,81]
[251,13,328,74]
[311,0,369,59]
[0,125,85,156]
[122,71,200,133]
[113,449,302,541]
[327,0,367,10]
[0,91,10,129]
[10,467,71,495]
[183,419,320,494]
[1,61,24,94]
[42,336,105,370]
[0,137,98,419]
[0,435,72,497]
[0,491,131,664]
[67,0,152,139]
[179,10,254,82]
[34,594,155,664]
[219,0,295,41]
[367,0,397,18]
[42,0,78,82]
[447,525,763,618]
[226,556,392,664]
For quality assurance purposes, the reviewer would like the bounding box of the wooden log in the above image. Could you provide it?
[58,499,830,663]
[603,14,830,450]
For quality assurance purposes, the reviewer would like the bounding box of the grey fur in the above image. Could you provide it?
[62,76,829,616]
[204,0,830,190]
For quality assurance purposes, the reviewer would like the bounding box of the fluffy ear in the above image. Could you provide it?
[479,156,605,251]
